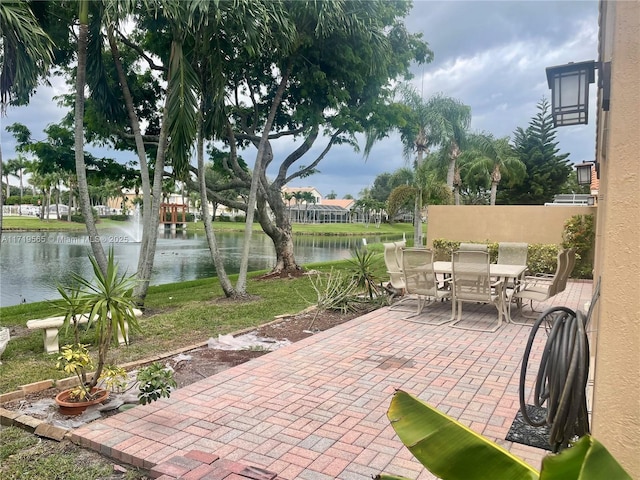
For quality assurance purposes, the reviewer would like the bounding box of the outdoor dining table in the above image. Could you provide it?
[432,261,528,323]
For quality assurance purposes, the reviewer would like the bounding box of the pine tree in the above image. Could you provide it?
[499,99,572,205]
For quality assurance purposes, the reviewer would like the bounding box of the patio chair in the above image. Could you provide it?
[401,248,452,322]
[459,242,488,252]
[498,242,528,265]
[450,250,504,332]
[555,248,576,294]
[498,242,529,290]
[455,243,489,266]
[384,242,416,312]
[509,248,568,322]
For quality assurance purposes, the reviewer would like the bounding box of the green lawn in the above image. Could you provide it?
[0,253,390,393]
[1,215,417,237]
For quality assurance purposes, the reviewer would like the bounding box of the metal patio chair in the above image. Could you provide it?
[401,248,452,322]
[450,250,504,332]
[509,248,568,322]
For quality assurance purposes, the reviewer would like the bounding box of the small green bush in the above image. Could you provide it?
[562,214,595,279]
[108,214,129,221]
[234,215,246,222]
[4,195,41,206]
[431,238,572,277]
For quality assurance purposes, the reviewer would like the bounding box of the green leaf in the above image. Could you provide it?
[385,390,539,480]
[540,436,632,480]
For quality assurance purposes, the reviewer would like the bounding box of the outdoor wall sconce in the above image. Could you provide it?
[545,60,611,127]
[576,162,594,185]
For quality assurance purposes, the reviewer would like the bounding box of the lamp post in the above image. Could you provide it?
[546,61,596,127]
[545,60,610,128]
[576,162,594,185]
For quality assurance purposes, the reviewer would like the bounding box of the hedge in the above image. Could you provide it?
[430,239,592,279]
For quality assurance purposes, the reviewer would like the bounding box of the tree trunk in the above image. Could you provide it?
[107,34,157,304]
[19,169,23,216]
[258,186,301,275]
[490,164,501,206]
[55,183,61,219]
[453,167,462,206]
[133,105,166,303]
[75,3,107,273]
[196,98,236,297]
[236,66,291,294]
[446,143,460,202]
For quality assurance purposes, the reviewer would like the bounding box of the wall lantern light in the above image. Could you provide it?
[545,60,610,127]
[576,162,594,185]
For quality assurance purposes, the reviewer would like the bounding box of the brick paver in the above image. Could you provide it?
[70,281,593,479]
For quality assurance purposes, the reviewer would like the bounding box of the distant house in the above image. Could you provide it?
[281,186,358,223]
[281,186,322,206]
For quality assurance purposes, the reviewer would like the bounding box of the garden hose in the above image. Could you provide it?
[518,306,590,452]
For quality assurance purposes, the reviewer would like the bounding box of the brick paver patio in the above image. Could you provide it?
[69,280,594,479]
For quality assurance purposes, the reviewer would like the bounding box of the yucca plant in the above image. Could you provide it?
[346,248,383,299]
[54,248,141,401]
[377,390,631,480]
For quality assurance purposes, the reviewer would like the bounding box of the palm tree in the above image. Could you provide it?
[1,161,10,199]
[73,0,108,272]
[6,156,29,215]
[0,1,54,244]
[366,85,471,245]
[461,133,526,205]
[300,191,317,223]
[0,1,53,109]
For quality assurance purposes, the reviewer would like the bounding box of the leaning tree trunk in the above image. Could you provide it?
[236,66,291,294]
[133,105,167,304]
[75,1,107,273]
[109,27,155,303]
[195,99,236,297]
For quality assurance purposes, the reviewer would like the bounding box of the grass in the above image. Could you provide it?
[0,254,389,393]
[1,215,417,237]
[0,426,144,479]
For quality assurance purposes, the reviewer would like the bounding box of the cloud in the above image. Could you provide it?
[2,1,600,198]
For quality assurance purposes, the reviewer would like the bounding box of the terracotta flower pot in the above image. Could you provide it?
[55,387,109,416]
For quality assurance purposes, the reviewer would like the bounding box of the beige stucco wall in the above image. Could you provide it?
[590,1,640,475]
[425,205,594,246]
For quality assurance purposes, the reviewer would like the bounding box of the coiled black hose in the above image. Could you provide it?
[518,306,591,452]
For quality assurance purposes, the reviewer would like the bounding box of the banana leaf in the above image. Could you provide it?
[540,436,632,480]
[384,390,539,480]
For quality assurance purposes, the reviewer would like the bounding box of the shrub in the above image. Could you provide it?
[234,215,246,222]
[431,238,568,276]
[562,214,595,279]
[108,215,129,222]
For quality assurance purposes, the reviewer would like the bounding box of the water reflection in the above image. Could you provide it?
[0,230,399,307]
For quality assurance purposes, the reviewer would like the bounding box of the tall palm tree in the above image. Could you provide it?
[73,0,109,272]
[366,85,471,245]
[6,156,29,215]
[461,133,526,205]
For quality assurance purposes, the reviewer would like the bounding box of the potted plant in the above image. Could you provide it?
[53,248,144,415]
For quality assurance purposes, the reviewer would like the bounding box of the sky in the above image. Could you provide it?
[1,0,599,200]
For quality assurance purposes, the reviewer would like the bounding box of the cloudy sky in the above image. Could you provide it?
[1,0,599,199]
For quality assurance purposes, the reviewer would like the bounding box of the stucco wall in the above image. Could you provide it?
[590,1,640,475]
[425,205,595,246]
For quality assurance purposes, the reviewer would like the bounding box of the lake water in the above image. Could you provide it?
[0,230,400,307]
